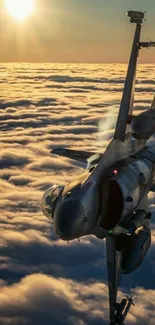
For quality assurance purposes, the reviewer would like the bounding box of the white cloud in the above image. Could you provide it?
[0,63,155,324]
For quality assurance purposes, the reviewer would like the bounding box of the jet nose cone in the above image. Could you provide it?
[54,198,85,241]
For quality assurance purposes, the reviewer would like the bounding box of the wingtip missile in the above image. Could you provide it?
[115,296,135,324]
[127,10,146,24]
[139,41,155,49]
[127,10,145,19]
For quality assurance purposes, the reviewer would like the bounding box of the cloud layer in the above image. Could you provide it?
[0,63,155,324]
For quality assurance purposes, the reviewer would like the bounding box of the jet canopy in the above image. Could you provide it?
[41,185,64,220]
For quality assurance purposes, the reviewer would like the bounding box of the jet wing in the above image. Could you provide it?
[51,147,102,164]
[106,236,121,324]
[114,23,142,142]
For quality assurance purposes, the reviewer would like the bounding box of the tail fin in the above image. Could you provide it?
[151,95,155,109]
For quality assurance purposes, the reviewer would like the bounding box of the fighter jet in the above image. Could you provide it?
[41,11,155,325]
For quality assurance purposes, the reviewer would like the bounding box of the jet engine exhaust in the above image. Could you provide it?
[100,157,153,230]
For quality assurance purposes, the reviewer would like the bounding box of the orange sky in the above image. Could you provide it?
[0,0,155,63]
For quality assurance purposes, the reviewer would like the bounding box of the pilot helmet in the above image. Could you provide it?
[41,185,64,220]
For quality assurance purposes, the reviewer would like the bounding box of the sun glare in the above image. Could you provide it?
[6,0,34,21]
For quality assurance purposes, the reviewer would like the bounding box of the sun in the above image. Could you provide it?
[5,0,34,21]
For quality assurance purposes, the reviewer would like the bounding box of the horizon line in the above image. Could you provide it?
[0,61,155,65]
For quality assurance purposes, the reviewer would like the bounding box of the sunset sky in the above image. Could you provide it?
[1,2,155,325]
[0,0,155,63]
